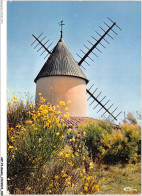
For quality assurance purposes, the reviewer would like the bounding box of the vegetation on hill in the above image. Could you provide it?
[7,91,141,194]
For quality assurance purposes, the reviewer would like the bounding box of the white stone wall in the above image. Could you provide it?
[35,76,87,117]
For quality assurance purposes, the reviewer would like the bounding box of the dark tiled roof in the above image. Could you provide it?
[62,116,120,129]
[34,38,88,83]
[63,116,98,128]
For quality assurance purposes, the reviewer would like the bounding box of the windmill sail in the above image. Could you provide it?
[87,85,122,121]
[31,33,54,59]
[78,18,121,67]
[77,18,122,121]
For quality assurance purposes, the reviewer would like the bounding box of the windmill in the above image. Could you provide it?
[31,18,122,122]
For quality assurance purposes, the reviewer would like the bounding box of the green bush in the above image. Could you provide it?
[97,120,113,134]
[78,120,109,160]
[122,123,141,156]
[99,123,141,164]
[77,119,141,165]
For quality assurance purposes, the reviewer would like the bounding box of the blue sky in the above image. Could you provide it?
[7,1,141,123]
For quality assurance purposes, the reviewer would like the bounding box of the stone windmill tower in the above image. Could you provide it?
[32,19,122,121]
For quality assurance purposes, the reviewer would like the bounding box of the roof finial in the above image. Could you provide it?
[59,20,65,39]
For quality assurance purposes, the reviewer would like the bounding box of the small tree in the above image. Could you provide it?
[127,112,137,125]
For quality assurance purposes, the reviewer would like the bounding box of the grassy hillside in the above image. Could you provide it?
[96,163,141,194]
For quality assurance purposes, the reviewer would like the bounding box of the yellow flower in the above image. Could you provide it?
[6,89,9,92]
[84,186,88,191]
[82,169,86,174]
[66,181,71,186]
[42,174,46,178]
[46,122,49,127]
[85,182,89,186]
[49,183,53,187]
[58,152,63,157]
[25,120,33,124]
[72,137,75,142]
[83,131,86,136]
[94,185,100,192]
[21,127,26,131]
[65,154,69,158]
[82,156,85,160]
[37,112,41,117]
[64,114,68,119]
[13,100,18,103]
[67,100,71,104]
[89,162,94,169]
[68,128,72,132]
[56,132,60,136]
[24,91,27,93]
[68,161,74,167]
[86,176,90,181]
[9,146,14,149]
[8,178,11,181]
[39,138,42,143]
[62,173,68,178]
[66,112,70,116]
[75,152,79,157]
[65,107,68,111]
[54,175,59,180]
[38,93,42,96]
[59,101,65,106]
[16,125,21,128]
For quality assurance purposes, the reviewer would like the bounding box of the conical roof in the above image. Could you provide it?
[34,38,88,83]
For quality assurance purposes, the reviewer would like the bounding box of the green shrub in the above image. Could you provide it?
[97,120,113,134]
[77,119,141,165]
[99,123,141,164]
[78,120,109,160]
[126,112,138,125]
[121,123,141,155]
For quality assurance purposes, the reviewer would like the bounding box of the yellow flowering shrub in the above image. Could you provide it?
[30,145,99,195]
[7,92,101,194]
[99,122,141,164]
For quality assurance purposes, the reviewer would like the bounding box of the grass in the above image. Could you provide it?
[97,162,141,194]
